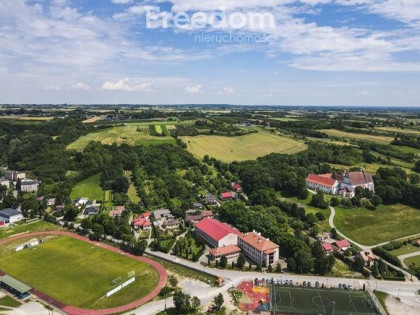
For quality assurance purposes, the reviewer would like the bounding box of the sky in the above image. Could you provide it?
[0,0,420,106]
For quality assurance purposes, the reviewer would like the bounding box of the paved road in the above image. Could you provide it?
[399,251,420,269]
[139,249,420,313]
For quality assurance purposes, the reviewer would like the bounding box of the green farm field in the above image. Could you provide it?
[0,236,159,309]
[321,129,394,144]
[70,174,104,201]
[66,122,182,151]
[180,132,307,162]
[376,127,420,135]
[334,204,420,246]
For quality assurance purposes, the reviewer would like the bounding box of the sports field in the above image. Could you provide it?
[70,173,104,201]
[321,129,394,144]
[0,236,159,309]
[271,286,380,315]
[66,122,179,151]
[180,133,307,162]
[334,204,420,246]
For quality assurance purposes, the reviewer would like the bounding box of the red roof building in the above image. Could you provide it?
[306,174,337,188]
[208,245,241,260]
[333,239,351,250]
[195,218,241,247]
[110,206,125,217]
[238,231,280,267]
[322,243,333,254]
[131,216,152,230]
[232,183,243,192]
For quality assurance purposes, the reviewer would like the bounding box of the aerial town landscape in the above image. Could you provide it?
[1,0,420,315]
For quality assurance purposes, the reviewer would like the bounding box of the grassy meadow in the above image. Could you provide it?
[70,174,104,201]
[334,204,420,246]
[0,236,159,309]
[321,129,394,144]
[66,121,182,151]
[180,132,307,162]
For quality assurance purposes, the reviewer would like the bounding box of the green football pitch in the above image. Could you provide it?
[271,286,380,315]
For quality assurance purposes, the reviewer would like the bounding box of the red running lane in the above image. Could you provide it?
[0,231,167,315]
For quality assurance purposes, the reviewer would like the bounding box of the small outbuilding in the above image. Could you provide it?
[0,275,31,299]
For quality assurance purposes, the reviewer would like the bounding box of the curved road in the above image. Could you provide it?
[399,252,420,269]
[0,231,167,315]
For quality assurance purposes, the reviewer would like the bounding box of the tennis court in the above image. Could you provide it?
[271,286,380,315]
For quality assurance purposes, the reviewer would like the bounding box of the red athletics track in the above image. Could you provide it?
[0,231,167,315]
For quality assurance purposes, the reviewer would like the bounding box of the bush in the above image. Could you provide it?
[372,247,402,267]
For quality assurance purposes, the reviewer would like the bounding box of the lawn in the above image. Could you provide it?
[125,170,140,204]
[0,296,21,308]
[0,236,159,309]
[321,129,394,144]
[154,125,163,135]
[0,221,61,240]
[376,127,420,135]
[0,116,54,121]
[404,255,420,268]
[70,173,104,201]
[334,204,420,246]
[180,132,307,162]
[389,244,420,257]
[66,122,181,151]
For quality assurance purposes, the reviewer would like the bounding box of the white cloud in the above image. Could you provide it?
[102,78,154,92]
[72,82,90,90]
[185,84,202,93]
[223,86,235,94]
[111,0,132,4]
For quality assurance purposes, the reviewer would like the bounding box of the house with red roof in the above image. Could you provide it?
[131,212,152,230]
[358,249,377,267]
[109,206,125,218]
[220,191,237,200]
[333,239,351,252]
[322,243,334,255]
[231,182,243,193]
[195,218,241,248]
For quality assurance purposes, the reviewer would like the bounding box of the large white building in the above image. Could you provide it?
[20,179,40,193]
[306,170,374,198]
[238,231,280,267]
[195,217,241,248]
[0,208,23,225]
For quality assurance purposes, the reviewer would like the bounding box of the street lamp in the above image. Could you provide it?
[332,301,336,315]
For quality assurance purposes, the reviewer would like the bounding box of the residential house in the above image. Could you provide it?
[163,219,180,229]
[358,250,377,267]
[74,197,89,208]
[208,245,241,261]
[20,179,41,193]
[238,231,280,267]
[322,243,334,255]
[86,200,101,208]
[152,209,174,222]
[204,193,218,205]
[231,182,243,193]
[220,191,237,200]
[195,218,241,248]
[110,206,125,218]
[0,178,9,188]
[185,210,213,226]
[0,208,23,224]
[131,212,152,230]
[46,198,56,207]
[84,206,99,216]
[193,202,204,209]
[333,239,351,252]
[4,171,25,182]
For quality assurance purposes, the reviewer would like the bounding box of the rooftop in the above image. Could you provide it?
[306,174,337,188]
[209,245,241,258]
[0,208,22,217]
[239,231,279,253]
[195,218,241,241]
[0,275,31,293]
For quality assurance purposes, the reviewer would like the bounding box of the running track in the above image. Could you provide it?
[0,231,167,315]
